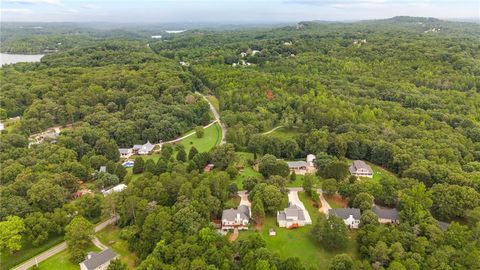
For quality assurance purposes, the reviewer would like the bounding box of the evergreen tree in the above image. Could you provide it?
[132,157,145,174]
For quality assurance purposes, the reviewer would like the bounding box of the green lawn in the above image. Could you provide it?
[2,235,64,270]
[238,192,358,269]
[96,225,137,269]
[266,127,301,140]
[179,122,222,153]
[35,244,100,270]
[233,166,262,190]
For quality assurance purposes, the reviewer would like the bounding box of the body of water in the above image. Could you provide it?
[0,53,44,66]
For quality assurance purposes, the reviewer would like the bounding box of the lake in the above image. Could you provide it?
[0,53,44,66]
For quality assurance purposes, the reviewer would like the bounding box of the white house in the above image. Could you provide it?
[328,208,361,229]
[118,148,131,157]
[240,52,247,58]
[221,205,250,230]
[306,154,316,167]
[277,203,310,228]
[79,248,118,270]
[102,184,127,196]
[132,141,154,155]
[349,160,373,178]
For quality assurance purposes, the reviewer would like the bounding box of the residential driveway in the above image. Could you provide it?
[316,189,332,215]
[288,190,312,224]
[196,91,226,144]
[238,190,251,207]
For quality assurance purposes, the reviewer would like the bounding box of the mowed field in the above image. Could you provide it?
[238,192,358,269]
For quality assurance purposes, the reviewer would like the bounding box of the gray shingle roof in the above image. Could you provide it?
[437,220,450,231]
[372,206,399,220]
[329,208,361,220]
[222,207,249,222]
[118,148,130,154]
[287,161,308,168]
[349,160,373,174]
[279,204,306,221]
[81,248,117,270]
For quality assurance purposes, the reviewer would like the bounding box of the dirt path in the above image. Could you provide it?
[316,189,332,215]
[261,125,283,135]
[196,91,226,145]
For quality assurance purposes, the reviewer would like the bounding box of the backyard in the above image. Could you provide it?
[238,192,358,269]
[96,225,138,269]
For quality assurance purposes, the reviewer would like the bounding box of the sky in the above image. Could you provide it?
[1,0,479,23]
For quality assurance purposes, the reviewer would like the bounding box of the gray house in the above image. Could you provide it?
[349,160,373,178]
[221,205,250,230]
[277,204,311,228]
[79,248,118,270]
[133,141,154,155]
[372,206,400,224]
[329,208,361,229]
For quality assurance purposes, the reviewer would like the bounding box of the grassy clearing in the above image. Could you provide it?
[233,167,262,190]
[35,243,100,270]
[267,127,301,140]
[3,235,64,270]
[179,122,222,153]
[239,192,358,269]
[96,225,138,269]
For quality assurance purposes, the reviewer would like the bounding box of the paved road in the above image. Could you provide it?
[196,91,226,145]
[92,237,108,251]
[12,216,118,270]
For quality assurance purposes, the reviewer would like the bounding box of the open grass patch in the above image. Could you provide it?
[267,127,301,140]
[3,234,64,270]
[179,122,222,153]
[96,225,138,269]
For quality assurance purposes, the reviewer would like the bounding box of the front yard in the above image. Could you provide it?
[96,225,138,269]
[35,244,100,270]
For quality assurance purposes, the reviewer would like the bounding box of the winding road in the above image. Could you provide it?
[12,216,118,270]
[196,92,226,145]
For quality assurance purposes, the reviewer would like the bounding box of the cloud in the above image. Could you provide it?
[82,4,99,10]
[0,8,33,14]
[6,0,62,5]
[65,8,78,13]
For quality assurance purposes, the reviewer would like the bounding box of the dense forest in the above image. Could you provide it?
[1,17,479,270]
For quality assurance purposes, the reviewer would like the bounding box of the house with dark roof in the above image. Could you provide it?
[329,208,361,229]
[221,205,250,230]
[372,206,400,224]
[277,203,311,228]
[349,160,373,178]
[79,248,118,270]
[132,141,154,155]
